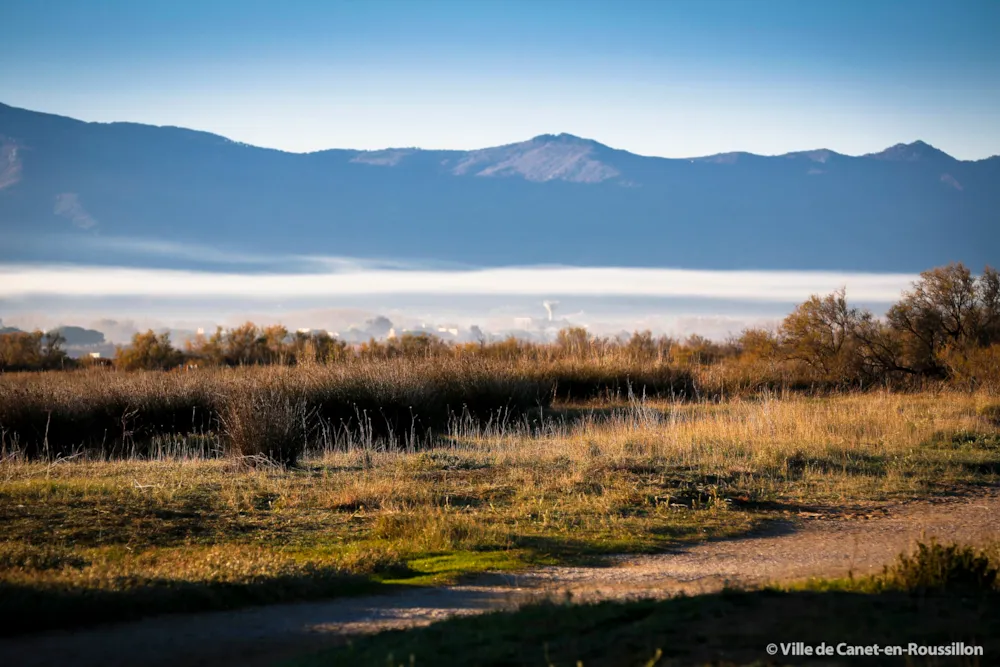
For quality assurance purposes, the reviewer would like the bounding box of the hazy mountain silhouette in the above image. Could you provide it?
[1,102,997,271]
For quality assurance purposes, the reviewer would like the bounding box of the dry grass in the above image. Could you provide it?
[0,358,693,459]
[439,390,1000,505]
[1,391,998,633]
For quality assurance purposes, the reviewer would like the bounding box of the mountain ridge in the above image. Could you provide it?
[0,101,997,273]
[0,101,986,164]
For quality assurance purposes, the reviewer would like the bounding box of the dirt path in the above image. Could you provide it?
[3,491,998,667]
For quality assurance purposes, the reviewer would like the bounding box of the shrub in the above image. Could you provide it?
[883,540,998,594]
[219,386,312,466]
[942,344,1000,392]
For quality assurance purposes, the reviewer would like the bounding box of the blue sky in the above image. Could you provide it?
[3,0,999,158]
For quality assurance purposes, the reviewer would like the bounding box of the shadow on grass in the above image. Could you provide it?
[0,571,381,637]
[509,512,797,568]
[960,461,1000,475]
[782,451,889,480]
[540,405,646,424]
[289,589,1000,667]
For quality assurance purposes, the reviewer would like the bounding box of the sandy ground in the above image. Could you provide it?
[2,490,998,667]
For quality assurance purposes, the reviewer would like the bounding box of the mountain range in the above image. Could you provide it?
[1,102,997,272]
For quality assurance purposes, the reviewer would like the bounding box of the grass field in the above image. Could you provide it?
[2,389,998,635]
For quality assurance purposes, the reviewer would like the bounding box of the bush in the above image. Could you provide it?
[943,344,1000,391]
[219,386,311,466]
[883,540,998,593]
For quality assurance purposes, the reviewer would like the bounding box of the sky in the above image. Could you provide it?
[3,0,999,159]
[0,0,991,334]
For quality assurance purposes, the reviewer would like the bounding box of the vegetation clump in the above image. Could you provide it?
[881,540,998,593]
[0,330,68,371]
[219,385,312,465]
[113,330,184,371]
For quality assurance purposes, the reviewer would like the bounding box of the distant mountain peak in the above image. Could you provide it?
[452,133,619,183]
[867,140,955,162]
[350,148,416,166]
[529,132,600,145]
[694,151,756,165]
[781,148,840,163]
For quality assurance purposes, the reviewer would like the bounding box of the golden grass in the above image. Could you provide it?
[449,390,1000,502]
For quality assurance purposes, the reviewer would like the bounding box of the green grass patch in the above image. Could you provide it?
[384,550,528,586]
